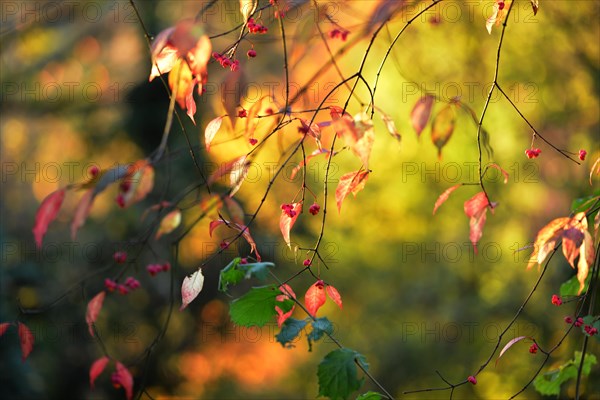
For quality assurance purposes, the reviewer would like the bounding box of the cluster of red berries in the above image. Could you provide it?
[113,251,127,264]
[281,203,297,218]
[564,316,598,336]
[551,294,562,306]
[497,1,506,10]
[579,149,587,161]
[115,178,133,208]
[104,277,140,295]
[529,343,538,354]
[212,52,240,71]
[147,262,170,276]
[247,18,268,34]
[328,28,349,41]
[309,202,320,215]
[525,148,542,159]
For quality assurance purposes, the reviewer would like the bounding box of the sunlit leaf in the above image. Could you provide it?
[240,0,257,21]
[86,291,106,337]
[229,285,293,327]
[229,155,250,197]
[290,149,330,180]
[527,216,571,269]
[430,104,456,159]
[378,109,401,142]
[336,170,370,212]
[204,116,224,152]
[318,348,368,400]
[280,202,302,248]
[33,188,66,248]
[114,361,134,400]
[433,184,462,215]
[464,192,491,253]
[326,285,343,309]
[89,356,110,388]
[121,160,154,207]
[530,0,539,16]
[17,322,34,362]
[207,155,246,186]
[487,163,509,184]
[209,218,261,261]
[496,336,531,365]
[180,269,205,311]
[305,281,326,317]
[410,95,434,137]
[155,209,182,239]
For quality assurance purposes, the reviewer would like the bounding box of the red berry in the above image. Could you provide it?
[162,262,171,272]
[212,52,222,60]
[88,165,100,177]
[303,259,312,266]
[115,194,126,208]
[119,180,131,193]
[551,294,562,306]
[341,31,349,41]
[529,343,538,354]
[309,203,320,216]
[117,284,129,295]
[230,59,239,72]
[221,58,232,68]
[247,49,257,58]
[113,251,127,264]
[147,264,158,276]
[467,375,477,385]
[585,326,598,336]
[498,1,505,11]
[265,108,274,115]
[240,258,248,264]
[564,316,573,324]
[579,149,587,161]
[104,278,117,292]
[575,317,584,327]
[249,138,258,146]
[238,109,247,118]
[220,241,229,250]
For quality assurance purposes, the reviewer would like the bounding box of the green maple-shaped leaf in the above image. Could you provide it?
[318,348,369,400]
[229,285,293,327]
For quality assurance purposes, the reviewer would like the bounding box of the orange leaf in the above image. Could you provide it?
[204,116,224,152]
[89,356,110,388]
[209,219,261,261]
[240,0,257,21]
[149,26,177,81]
[335,170,370,212]
[114,361,134,400]
[378,108,401,142]
[431,104,456,160]
[576,231,594,294]
[121,161,154,207]
[71,189,95,240]
[433,184,462,215]
[299,119,323,149]
[86,291,106,337]
[180,269,205,311]
[229,155,250,197]
[33,188,66,248]
[280,202,303,248]
[223,197,246,226]
[17,322,34,362]
[464,192,491,253]
[527,216,571,269]
[326,285,343,309]
[0,322,11,337]
[290,149,330,180]
[207,155,246,186]
[410,95,434,137]
[590,156,600,186]
[276,284,296,327]
[352,113,375,168]
[487,163,509,184]
[155,209,182,239]
[304,281,326,317]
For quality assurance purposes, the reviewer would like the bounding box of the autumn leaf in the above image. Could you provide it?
[377,108,401,142]
[223,196,246,226]
[336,170,370,212]
[527,216,571,269]
[230,155,250,197]
[120,160,154,208]
[240,0,257,21]
[487,163,510,184]
[433,184,462,215]
[204,116,224,152]
[280,202,302,248]
[155,209,182,239]
[290,149,330,180]
[299,119,323,149]
[207,155,246,186]
[209,219,261,260]
[496,336,531,365]
[114,361,134,400]
[33,187,66,248]
[486,1,511,34]
[89,356,110,388]
[180,269,205,311]
[222,68,247,128]
[17,322,34,362]
[326,285,343,309]
[71,189,95,240]
[86,291,106,337]
[0,322,11,337]
[332,110,375,168]
[305,281,327,317]
[276,284,297,328]
[431,104,456,159]
[530,0,539,15]
[590,156,600,185]
[464,192,492,253]
[410,95,434,137]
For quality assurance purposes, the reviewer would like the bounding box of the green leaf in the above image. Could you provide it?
[218,258,244,292]
[308,317,333,351]
[318,348,369,400]
[356,391,383,400]
[560,274,591,297]
[229,285,293,327]
[533,352,597,396]
[276,318,308,347]
[570,191,600,214]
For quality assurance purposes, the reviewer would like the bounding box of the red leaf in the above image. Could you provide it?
[180,269,205,311]
[86,291,106,337]
[410,95,434,137]
[121,161,154,207]
[433,184,462,215]
[299,119,323,149]
[223,197,246,226]
[71,189,95,240]
[17,322,34,362]
[487,163,510,184]
[377,108,401,142]
[207,155,246,186]
[209,219,261,261]
[229,155,250,197]
[204,116,224,152]
[0,322,11,337]
[114,361,134,400]
[335,170,370,212]
[276,284,297,328]
[326,285,343,309]
[280,202,303,248]
[464,192,491,253]
[155,209,182,239]
[430,104,456,160]
[290,149,330,180]
[332,111,374,168]
[496,336,531,365]
[304,281,326,317]
[33,188,66,248]
[89,356,110,388]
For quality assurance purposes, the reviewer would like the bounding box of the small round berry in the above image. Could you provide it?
[529,343,538,354]
[88,165,100,177]
[249,138,258,146]
[115,194,126,208]
[564,316,573,324]
[117,284,129,295]
[162,262,171,272]
[309,203,320,216]
[230,59,239,72]
[119,180,131,193]
[212,52,222,60]
[551,294,562,306]
[498,1,505,11]
[147,264,158,276]
[467,375,477,385]
[575,317,584,327]
[579,149,587,161]
[303,259,312,267]
[104,278,117,292]
[341,31,349,41]
[240,258,248,265]
[220,240,230,250]
[238,109,248,118]
[221,58,232,68]
[247,49,257,58]
[265,108,274,115]
[113,251,127,264]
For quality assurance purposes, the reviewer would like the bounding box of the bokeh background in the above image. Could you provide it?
[1,1,599,399]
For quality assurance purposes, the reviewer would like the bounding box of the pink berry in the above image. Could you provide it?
[221,58,232,68]
[498,1,505,11]
[467,375,477,385]
[249,138,258,146]
[212,52,222,60]
[113,251,127,264]
[238,109,247,118]
[162,262,171,272]
[240,258,248,265]
[247,49,257,58]
[89,165,100,177]
[564,316,573,324]
[575,317,584,327]
[303,259,312,266]
[551,294,562,306]
[104,278,117,292]
[579,149,587,161]
[117,284,129,295]
[309,203,320,216]
[115,194,126,208]
[230,59,239,72]
[220,241,229,250]
[265,108,274,115]
[529,343,538,354]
